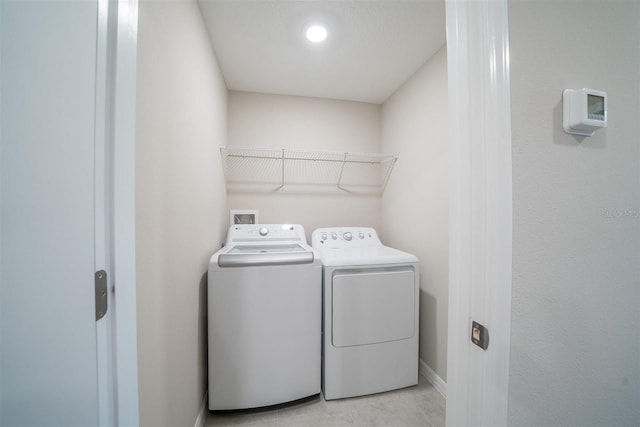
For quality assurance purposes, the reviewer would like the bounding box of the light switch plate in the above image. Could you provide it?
[471,321,489,350]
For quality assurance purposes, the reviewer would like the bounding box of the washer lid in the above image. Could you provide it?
[227,244,307,254]
[217,243,315,267]
[315,245,418,267]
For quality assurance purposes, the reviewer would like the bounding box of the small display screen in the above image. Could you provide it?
[588,94,605,119]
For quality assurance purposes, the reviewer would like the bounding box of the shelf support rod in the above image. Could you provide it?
[337,151,348,190]
[381,156,398,192]
[280,148,286,189]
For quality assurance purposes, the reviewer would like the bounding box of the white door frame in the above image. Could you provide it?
[108,0,140,425]
[99,0,514,425]
[95,0,115,424]
[93,0,141,425]
[445,0,513,425]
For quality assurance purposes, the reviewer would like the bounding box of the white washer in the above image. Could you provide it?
[312,227,419,400]
[208,224,321,410]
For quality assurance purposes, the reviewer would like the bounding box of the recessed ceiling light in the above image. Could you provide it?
[306,25,328,43]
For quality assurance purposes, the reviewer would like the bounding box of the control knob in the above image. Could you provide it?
[343,232,353,241]
[259,227,269,236]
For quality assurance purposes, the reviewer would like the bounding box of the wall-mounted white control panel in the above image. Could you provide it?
[563,88,607,137]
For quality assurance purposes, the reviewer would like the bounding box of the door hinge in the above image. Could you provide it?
[95,270,108,321]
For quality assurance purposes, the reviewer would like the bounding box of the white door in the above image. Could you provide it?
[1,1,106,425]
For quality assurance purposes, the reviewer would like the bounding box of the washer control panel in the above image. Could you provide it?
[312,227,382,248]
[226,224,306,244]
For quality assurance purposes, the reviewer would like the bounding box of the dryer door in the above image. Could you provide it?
[332,267,415,347]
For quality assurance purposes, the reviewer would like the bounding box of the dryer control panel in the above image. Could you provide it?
[312,227,382,248]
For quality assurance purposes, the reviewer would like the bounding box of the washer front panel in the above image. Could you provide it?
[208,263,321,409]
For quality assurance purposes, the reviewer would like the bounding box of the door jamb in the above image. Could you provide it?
[109,0,140,425]
[445,0,513,425]
[95,0,115,424]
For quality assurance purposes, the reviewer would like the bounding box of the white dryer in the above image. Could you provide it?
[312,227,419,400]
[208,224,321,410]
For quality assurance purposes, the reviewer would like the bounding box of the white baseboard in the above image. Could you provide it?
[419,358,447,399]
[194,391,208,427]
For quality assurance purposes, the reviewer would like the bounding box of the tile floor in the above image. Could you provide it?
[205,374,445,427]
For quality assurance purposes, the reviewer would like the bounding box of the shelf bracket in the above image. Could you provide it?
[279,148,285,190]
[336,152,348,191]
[381,156,398,192]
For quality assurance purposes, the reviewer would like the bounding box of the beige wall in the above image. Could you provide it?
[509,1,640,425]
[227,91,383,240]
[135,1,228,426]
[381,46,449,382]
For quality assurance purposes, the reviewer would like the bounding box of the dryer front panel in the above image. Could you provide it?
[331,267,415,348]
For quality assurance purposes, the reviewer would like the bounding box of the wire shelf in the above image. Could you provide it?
[220,146,397,194]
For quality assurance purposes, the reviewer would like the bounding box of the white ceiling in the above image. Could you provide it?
[197,0,446,104]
